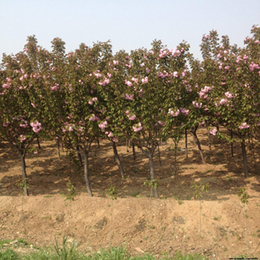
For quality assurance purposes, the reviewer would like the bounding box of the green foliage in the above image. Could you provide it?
[191,182,209,199]
[106,185,118,200]
[144,179,159,190]
[0,248,19,260]
[17,178,29,195]
[65,181,76,201]
[238,188,249,205]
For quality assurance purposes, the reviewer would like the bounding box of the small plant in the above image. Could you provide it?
[213,216,221,221]
[65,181,76,202]
[191,181,209,252]
[178,200,183,205]
[226,176,233,182]
[144,179,159,252]
[238,187,249,257]
[106,185,118,246]
[65,181,76,237]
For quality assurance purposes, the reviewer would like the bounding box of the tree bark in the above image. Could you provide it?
[241,140,249,178]
[185,129,188,159]
[76,145,83,167]
[148,150,159,198]
[174,141,177,178]
[19,152,28,196]
[112,141,125,178]
[132,143,136,161]
[191,127,205,163]
[83,150,92,196]
[230,130,234,157]
[205,121,211,151]
[37,137,41,149]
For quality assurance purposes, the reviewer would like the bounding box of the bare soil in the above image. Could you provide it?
[0,128,260,259]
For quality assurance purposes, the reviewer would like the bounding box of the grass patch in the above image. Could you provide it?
[0,238,208,259]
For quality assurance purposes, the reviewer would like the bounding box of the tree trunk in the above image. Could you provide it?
[157,145,162,166]
[241,140,249,178]
[205,121,211,151]
[148,150,159,198]
[19,152,29,196]
[132,143,136,161]
[112,141,125,178]
[83,150,92,196]
[37,137,41,149]
[76,145,83,167]
[191,127,205,163]
[185,129,188,159]
[174,141,178,178]
[231,131,234,157]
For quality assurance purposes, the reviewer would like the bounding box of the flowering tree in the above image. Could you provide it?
[0,51,43,195]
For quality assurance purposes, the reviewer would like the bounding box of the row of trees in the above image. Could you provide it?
[0,25,259,196]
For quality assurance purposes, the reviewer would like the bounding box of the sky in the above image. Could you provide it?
[0,0,259,61]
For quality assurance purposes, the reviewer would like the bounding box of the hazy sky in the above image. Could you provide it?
[0,0,259,60]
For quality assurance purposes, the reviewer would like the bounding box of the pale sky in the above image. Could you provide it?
[0,0,259,60]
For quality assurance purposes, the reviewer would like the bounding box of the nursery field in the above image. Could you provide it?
[0,127,260,259]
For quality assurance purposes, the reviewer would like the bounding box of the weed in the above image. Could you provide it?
[178,200,183,205]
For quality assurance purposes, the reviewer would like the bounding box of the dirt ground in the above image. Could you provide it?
[0,128,260,259]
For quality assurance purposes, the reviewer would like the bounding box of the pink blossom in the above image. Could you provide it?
[31,103,36,108]
[168,108,180,117]
[98,121,108,130]
[2,83,10,89]
[108,132,114,138]
[180,108,189,115]
[94,72,101,78]
[173,71,178,77]
[30,121,42,133]
[141,76,148,84]
[125,94,134,100]
[112,136,118,142]
[239,122,249,129]
[209,129,217,135]
[192,101,202,108]
[20,135,26,143]
[219,98,228,105]
[113,60,119,66]
[107,73,112,78]
[89,114,99,121]
[125,80,133,87]
[128,114,136,120]
[133,123,142,132]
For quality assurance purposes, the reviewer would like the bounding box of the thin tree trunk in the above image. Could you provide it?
[174,141,177,178]
[185,129,188,159]
[132,143,136,161]
[231,131,234,157]
[20,152,29,196]
[83,150,92,197]
[148,151,159,198]
[76,145,83,167]
[205,121,211,151]
[241,140,249,178]
[37,137,41,149]
[112,141,125,178]
[191,127,205,163]
[57,142,60,158]
[158,145,162,166]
